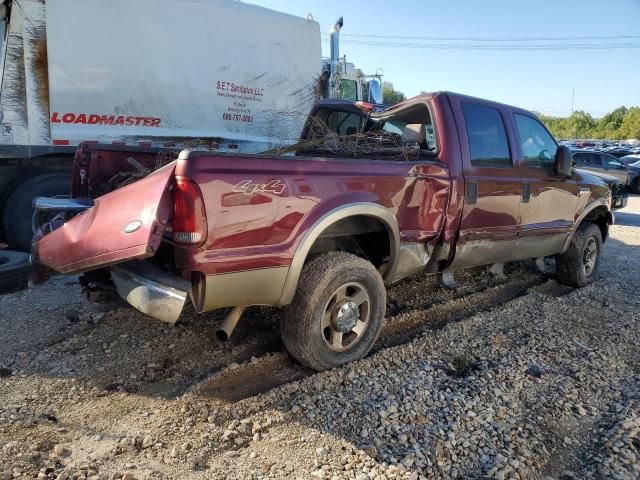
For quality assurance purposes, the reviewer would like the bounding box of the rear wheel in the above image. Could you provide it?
[1,173,71,251]
[556,222,602,287]
[281,252,386,371]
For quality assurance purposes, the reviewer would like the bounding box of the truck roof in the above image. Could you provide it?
[381,91,536,118]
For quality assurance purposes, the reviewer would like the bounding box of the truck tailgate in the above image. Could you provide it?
[33,163,175,273]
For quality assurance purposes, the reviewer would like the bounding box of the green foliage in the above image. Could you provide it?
[382,82,406,105]
[539,106,640,140]
[619,107,640,140]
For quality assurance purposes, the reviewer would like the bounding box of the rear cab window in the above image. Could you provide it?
[299,102,438,161]
[461,103,511,167]
[513,114,558,169]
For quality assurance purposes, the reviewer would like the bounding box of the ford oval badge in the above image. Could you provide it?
[123,220,143,234]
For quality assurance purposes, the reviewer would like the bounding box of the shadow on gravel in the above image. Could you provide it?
[244,236,639,480]
[613,210,640,227]
[2,235,639,479]
[195,261,550,401]
[1,261,549,402]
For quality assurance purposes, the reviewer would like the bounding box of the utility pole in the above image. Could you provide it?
[571,89,575,115]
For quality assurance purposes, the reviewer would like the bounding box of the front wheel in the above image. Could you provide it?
[281,252,386,371]
[555,222,602,288]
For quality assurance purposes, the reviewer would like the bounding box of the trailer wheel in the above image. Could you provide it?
[281,252,386,371]
[1,173,71,252]
[0,250,31,294]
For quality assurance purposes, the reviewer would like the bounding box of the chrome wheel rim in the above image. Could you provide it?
[321,282,371,352]
[582,237,598,277]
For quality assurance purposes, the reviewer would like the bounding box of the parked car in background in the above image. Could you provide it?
[603,147,633,158]
[572,150,640,193]
[619,155,640,166]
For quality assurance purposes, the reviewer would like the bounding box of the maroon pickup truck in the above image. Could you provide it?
[32,92,614,371]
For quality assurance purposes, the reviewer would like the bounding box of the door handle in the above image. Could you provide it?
[522,183,530,203]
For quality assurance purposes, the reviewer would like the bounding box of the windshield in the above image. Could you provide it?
[340,79,358,101]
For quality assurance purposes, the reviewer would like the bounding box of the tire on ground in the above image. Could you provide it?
[0,250,31,294]
[281,251,386,371]
[1,172,72,251]
[632,177,640,195]
[555,222,602,288]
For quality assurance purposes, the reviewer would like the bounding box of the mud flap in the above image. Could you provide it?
[33,162,175,274]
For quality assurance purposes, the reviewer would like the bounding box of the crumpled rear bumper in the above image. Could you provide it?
[110,261,191,324]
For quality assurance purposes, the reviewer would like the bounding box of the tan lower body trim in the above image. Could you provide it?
[446,233,569,272]
[199,266,289,311]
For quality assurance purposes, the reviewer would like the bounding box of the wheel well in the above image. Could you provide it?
[307,215,391,270]
[583,206,610,242]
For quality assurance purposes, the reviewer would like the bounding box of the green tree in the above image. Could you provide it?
[618,107,640,140]
[538,114,571,139]
[538,105,640,140]
[382,82,406,105]
[565,111,596,138]
[596,107,629,138]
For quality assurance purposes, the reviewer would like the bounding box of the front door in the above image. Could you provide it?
[511,113,577,256]
[448,100,522,270]
[573,151,602,175]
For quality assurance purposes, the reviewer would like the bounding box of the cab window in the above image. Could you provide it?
[574,152,599,165]
[514,114,558,169]
[602,155,625,169]
[340,79,358,101]
[462,103,511,167]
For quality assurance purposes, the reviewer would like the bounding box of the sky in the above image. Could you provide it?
[246,0,640,118]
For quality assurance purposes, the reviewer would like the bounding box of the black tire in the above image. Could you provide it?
[556,222,602,288]
[0,250,31,294]
[281,252,386,371]
[1,172,71,251]
[631,177,640,195]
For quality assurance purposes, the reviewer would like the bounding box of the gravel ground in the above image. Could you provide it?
[1,196,639,480]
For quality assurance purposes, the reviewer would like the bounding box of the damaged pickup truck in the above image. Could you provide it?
[32,92,614,371]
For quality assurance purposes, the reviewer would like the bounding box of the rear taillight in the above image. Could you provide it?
[173,177,207,245]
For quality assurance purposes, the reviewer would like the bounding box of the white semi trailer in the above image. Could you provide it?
[0,0,382,251]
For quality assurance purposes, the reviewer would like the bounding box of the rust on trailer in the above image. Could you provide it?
[31,36,49,112]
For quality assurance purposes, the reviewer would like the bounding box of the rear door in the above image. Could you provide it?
[34,163,175,273]
[512,113,577,254]
[599,153,630,183]
[448,99,522,269]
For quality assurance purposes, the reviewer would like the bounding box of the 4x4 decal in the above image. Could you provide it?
[232,179,286,195]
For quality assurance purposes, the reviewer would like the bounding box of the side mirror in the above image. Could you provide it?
[554,146,573,177]
[368,78,383,104]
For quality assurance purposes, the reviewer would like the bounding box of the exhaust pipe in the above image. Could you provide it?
[215,306,246,343]
[329,17,343,77]
[328,17,344,98]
